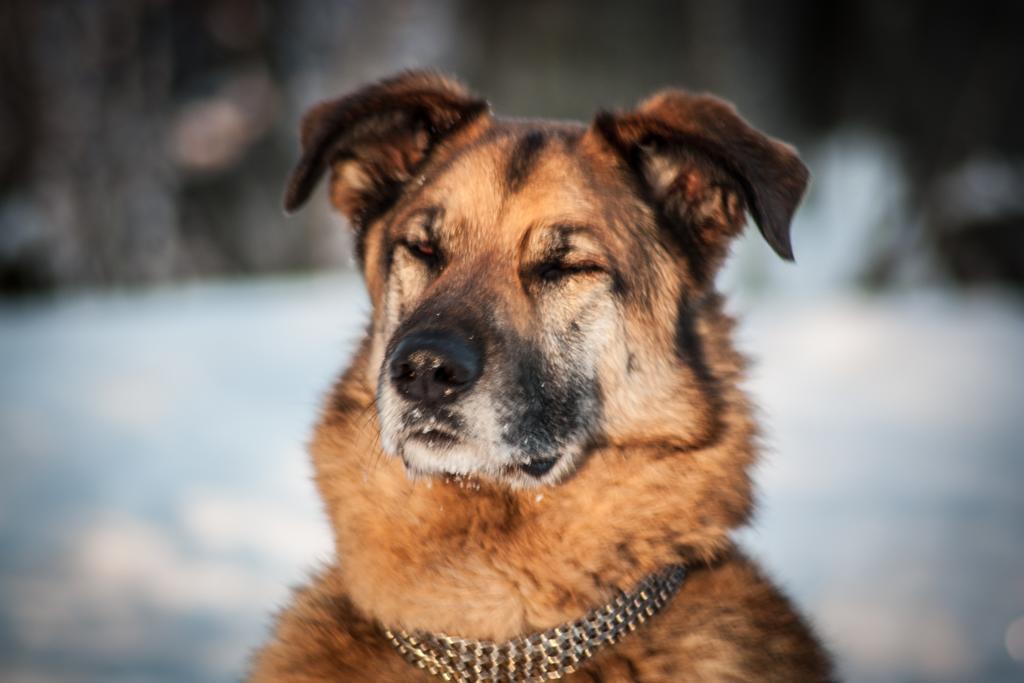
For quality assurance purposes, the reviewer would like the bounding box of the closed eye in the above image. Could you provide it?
[401,240,442,268]
[535,260,605,282]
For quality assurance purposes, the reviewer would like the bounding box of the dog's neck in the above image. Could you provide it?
[310,306,756,641]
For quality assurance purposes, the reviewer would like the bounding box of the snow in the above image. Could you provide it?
[1,272,1022,682]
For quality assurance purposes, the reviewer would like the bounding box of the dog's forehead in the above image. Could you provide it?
[426,124,610,248]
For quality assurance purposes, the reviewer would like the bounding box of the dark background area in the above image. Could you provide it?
[1,0,1022,293]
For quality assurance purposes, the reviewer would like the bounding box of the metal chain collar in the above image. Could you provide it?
[384,565,687,682]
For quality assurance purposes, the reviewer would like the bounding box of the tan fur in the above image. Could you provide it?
[250,71,833,681]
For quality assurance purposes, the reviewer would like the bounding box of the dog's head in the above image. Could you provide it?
[286,71,807,488]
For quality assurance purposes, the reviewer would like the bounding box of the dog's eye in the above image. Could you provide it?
[402,241,441,266]
[536,261,604,283]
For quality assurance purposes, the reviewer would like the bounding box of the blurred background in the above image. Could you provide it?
[1,1,1022,681]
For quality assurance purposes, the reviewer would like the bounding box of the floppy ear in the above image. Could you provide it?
[283,70,488,226]
[592,90,808,273]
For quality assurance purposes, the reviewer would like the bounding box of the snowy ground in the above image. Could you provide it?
[1,272,1022,682]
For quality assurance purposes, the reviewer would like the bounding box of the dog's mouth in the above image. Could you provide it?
[406,428,560,476]
[397,422,563,482]
[407,425,461,449]
[516,456,560,477]
[387,402,573,484]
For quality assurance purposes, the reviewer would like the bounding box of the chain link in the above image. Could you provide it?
[385,565,686,682]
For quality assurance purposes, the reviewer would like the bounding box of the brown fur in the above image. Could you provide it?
[250,71,833,681]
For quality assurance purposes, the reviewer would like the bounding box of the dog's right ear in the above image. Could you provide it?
[283,71,489,227]
[591,90,808,275]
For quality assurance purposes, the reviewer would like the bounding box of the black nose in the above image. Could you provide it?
[388,331,483,404]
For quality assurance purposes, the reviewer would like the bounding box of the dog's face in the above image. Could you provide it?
[285,72,807,488]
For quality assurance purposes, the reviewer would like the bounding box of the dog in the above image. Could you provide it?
[249,71,833,682]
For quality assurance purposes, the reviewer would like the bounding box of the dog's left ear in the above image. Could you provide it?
[592,90,808,270]
[283,70,489,225]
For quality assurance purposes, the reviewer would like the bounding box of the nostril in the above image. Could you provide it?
[433,363,468,387]
[391,361,416,383]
